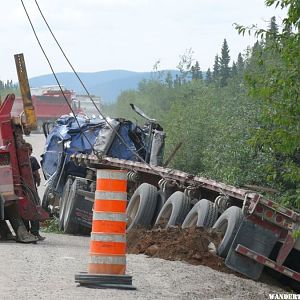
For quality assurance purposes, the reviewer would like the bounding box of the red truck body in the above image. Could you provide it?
[0,94,48,221]
[11,88,77,127]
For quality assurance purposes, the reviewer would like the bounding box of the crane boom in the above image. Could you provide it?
[14,53,37,130]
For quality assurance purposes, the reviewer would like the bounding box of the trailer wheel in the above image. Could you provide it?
[154,191,190,228]
[58,178,73,231]
[42,184,52,213]
[151,190,166,225]
[212,206,243,258]
[63,178,88,234]
[182,199,218,229]
[126,183,158,232]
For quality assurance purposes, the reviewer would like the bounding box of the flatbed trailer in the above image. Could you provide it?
[69,153,300,288]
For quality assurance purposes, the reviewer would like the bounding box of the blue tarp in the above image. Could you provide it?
[41,115,144,181]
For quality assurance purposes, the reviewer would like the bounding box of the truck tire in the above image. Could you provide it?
[42,184,52,212]
[154,191,190,228]
[63,178,88,234]
[212,206,243,258]
[58,178,73,231]
[151,190,166,225]
[42,180,57,213]
[182,199,218,229]
[126,183,158,232]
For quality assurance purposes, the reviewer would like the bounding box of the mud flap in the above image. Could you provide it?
[74,196,93,229]
[225,218,279,280]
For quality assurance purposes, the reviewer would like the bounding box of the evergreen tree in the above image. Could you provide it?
[165,72,173,88]
[174,74,181,87]
[266,16,279,45]
[219,39,231,87]
[191,61,203,80]
[237,0,300,208]
[231,61,237,77]
[206,68,212,84]
[269,16,279,36]
[237,53,244,74]
[212,55,220,83]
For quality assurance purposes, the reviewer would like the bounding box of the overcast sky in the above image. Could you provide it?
[1,0,286,82]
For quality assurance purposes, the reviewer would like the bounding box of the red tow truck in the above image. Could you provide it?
[0,53,48,242]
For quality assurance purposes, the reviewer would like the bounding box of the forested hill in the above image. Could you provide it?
[28,70,180,103]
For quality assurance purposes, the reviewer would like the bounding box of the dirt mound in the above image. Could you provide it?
[127,226,235,274]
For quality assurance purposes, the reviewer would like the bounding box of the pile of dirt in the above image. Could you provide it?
[127,226,235,274]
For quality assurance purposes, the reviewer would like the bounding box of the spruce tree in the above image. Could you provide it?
[206,68,212,84]
[219,39,231,87]
[237,53,244,74]
[165,72,173,88]
[266,16,279,45]
[191,61,203,80]
[269,16,279,36]
[231,61,237,77]
[212,55,220,84]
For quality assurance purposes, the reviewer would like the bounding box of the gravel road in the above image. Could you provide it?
[0,133,281,299]
[0,232,283,300]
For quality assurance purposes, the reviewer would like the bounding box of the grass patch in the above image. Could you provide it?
[41,216,62,233]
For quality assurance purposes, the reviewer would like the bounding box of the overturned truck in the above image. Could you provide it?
[41,106,300,289]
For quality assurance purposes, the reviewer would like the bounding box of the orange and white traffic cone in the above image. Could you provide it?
[75,169,135,289]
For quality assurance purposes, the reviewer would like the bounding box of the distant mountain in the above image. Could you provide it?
[29,70,179,103]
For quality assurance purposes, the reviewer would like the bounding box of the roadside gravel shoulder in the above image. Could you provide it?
[0,233,283,300]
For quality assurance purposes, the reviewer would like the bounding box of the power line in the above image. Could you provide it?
[22,0,168,180]
[20,0,95,149]
[33,0,149,164]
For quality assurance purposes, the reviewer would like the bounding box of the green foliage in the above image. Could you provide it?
[41,216,61,233]
[206,68,212,84]
[0,79,19,99]
[191,61,203,81]
[212,55,220,83]
[106,62,272,190]
[104,4,300,209]
[219,39,231,87]
[236,0,300,208]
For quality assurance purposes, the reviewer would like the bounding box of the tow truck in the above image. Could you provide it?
[0,53,48,242]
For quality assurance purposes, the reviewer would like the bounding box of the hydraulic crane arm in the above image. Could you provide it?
[14,53,37,130]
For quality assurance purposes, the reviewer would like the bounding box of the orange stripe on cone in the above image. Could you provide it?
[92,220,126,234]
[90,240,126,255]
[88,263,126,275]
[94,199,127,213]
[96,178,127,192]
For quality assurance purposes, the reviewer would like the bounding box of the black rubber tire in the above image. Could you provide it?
[42,183,53,212]
[126,183,158,232]
[58,178,73,231]
[151,190,167,225]
[212,206,243,258]
[63,178,88,234]
[154,191,190,228]
[182,199,218,229]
